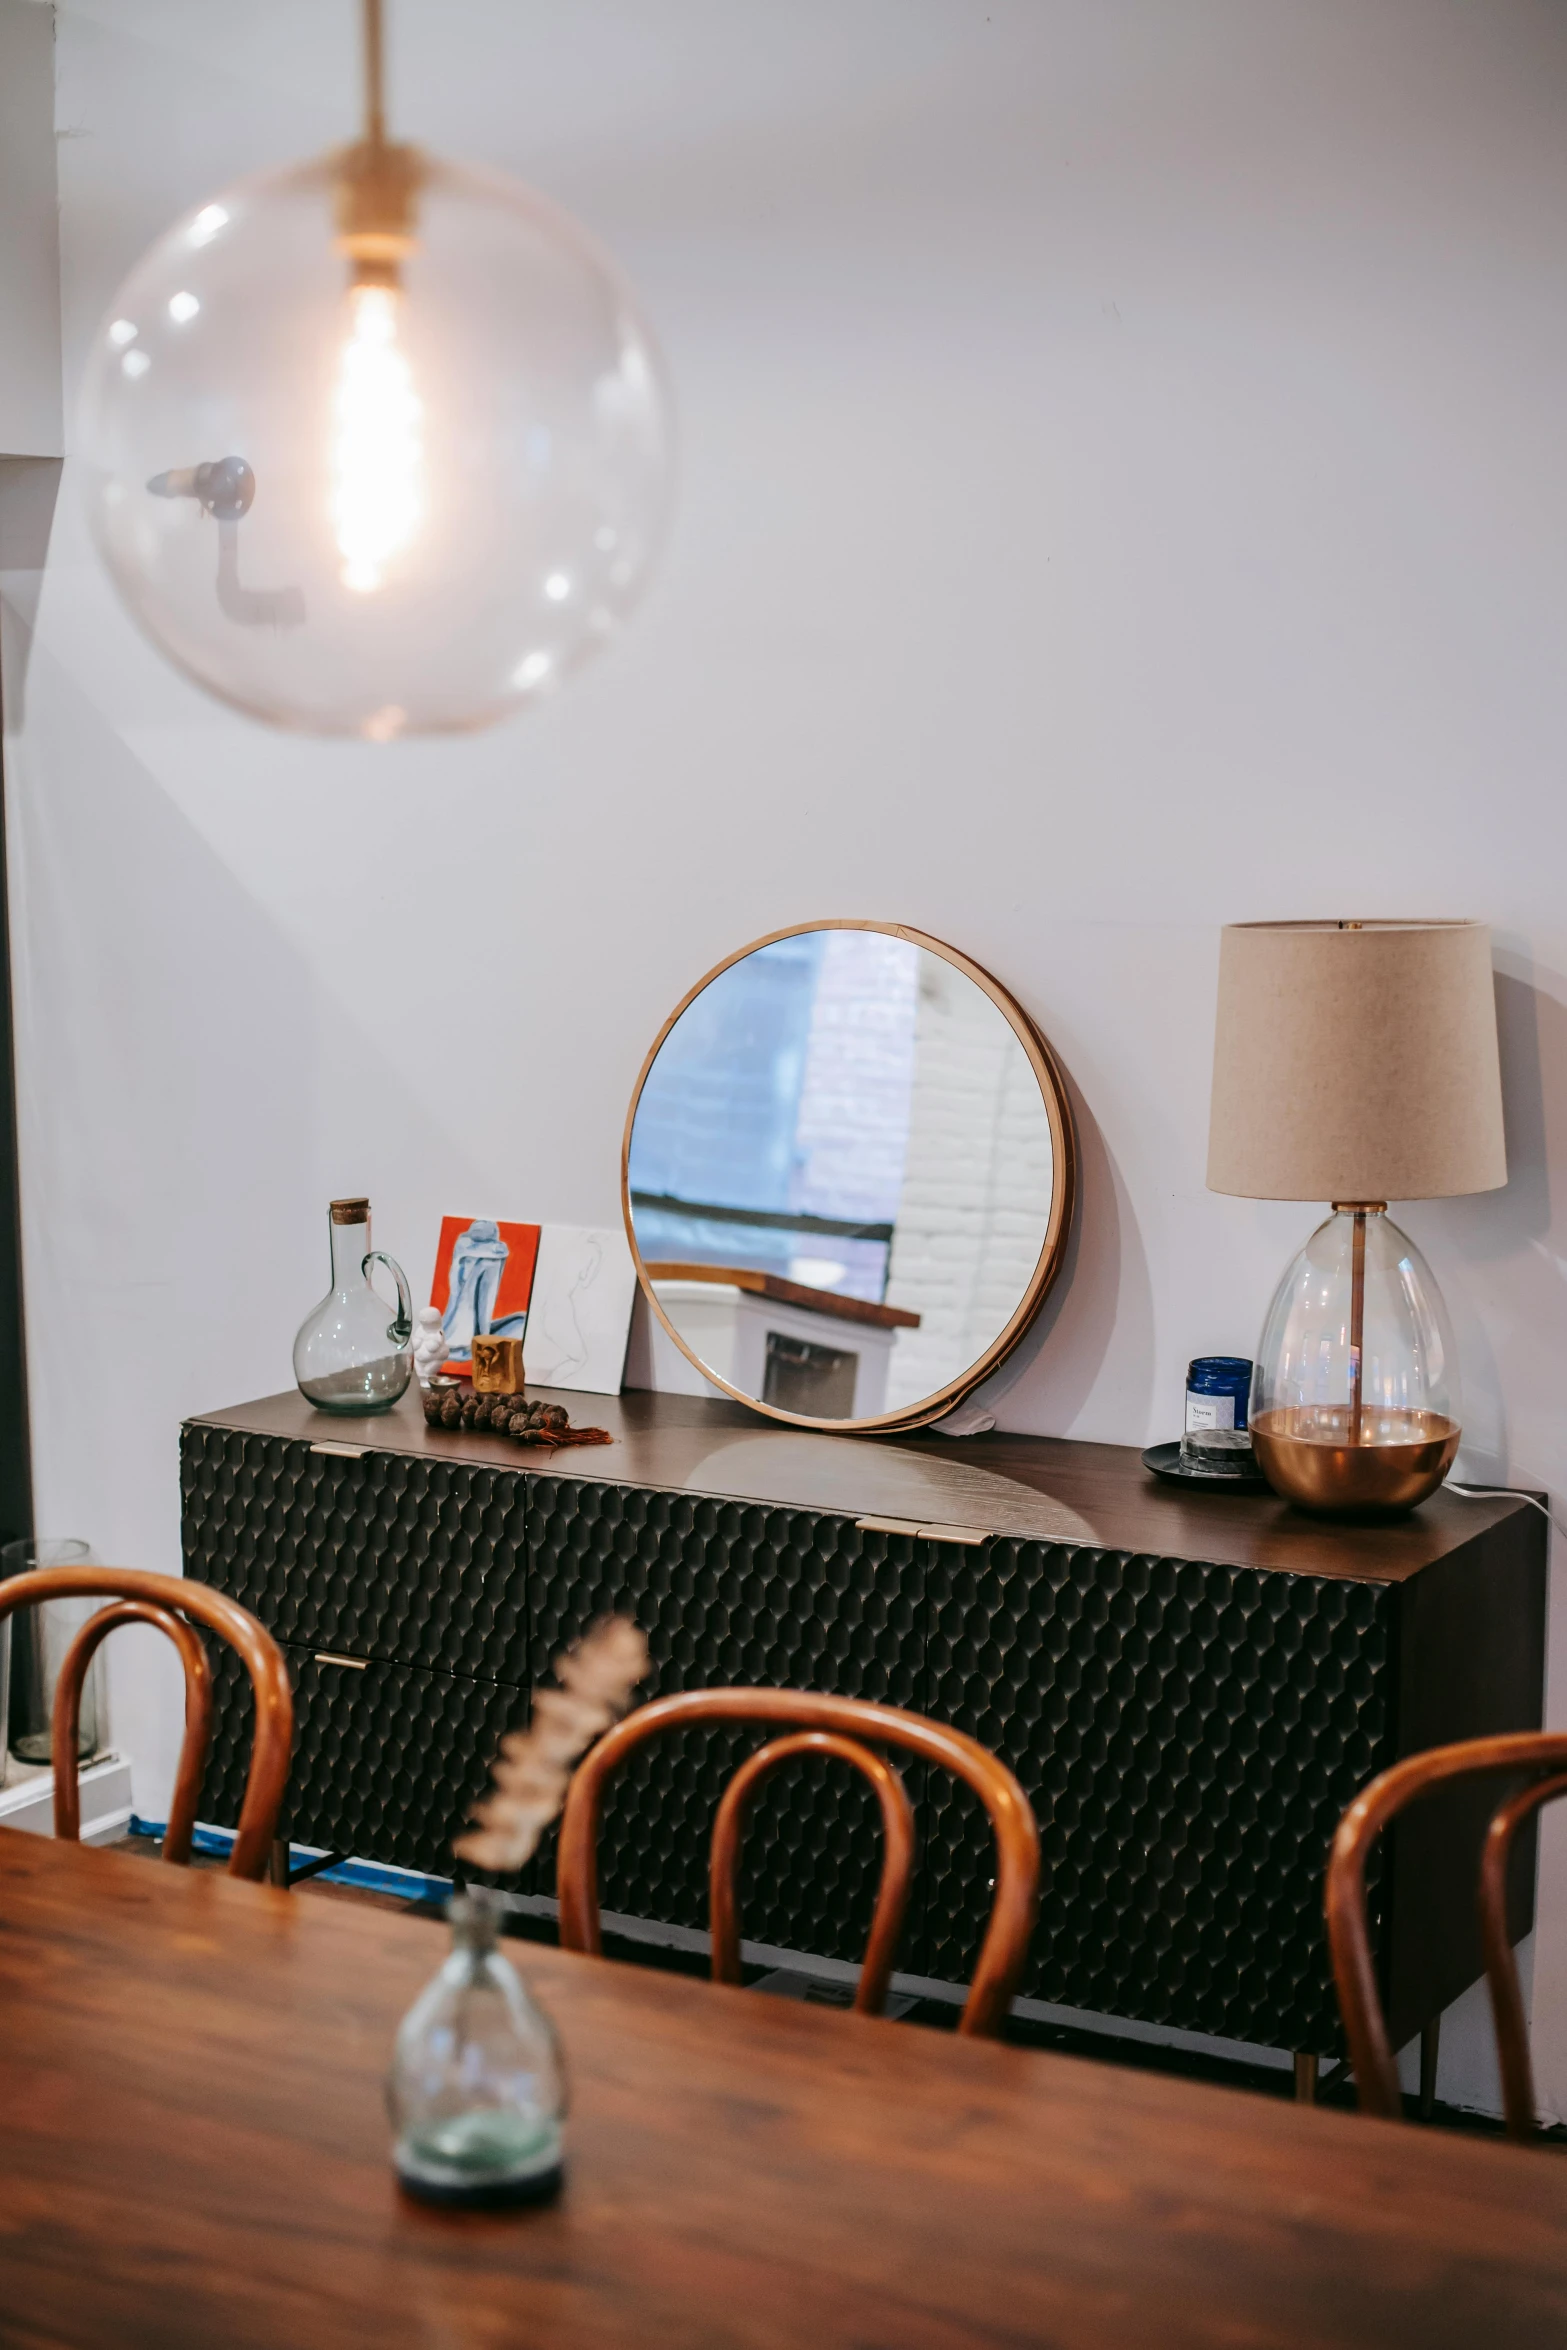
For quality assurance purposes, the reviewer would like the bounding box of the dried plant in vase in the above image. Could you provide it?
[454,1616,650,1874]
[386,1616,650,2207]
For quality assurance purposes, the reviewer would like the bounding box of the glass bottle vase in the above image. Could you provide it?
[292,1197,413,1414]
[387,1890,566,2205]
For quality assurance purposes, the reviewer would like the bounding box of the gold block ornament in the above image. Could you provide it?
[470,1336,525,1395]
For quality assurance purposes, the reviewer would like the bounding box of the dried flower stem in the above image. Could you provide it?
[454,1616,649,1874]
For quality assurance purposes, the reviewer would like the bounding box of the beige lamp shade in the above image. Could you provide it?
[1207,919,1506,1202]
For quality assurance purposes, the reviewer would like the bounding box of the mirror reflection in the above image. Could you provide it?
[625,927,1064,1426]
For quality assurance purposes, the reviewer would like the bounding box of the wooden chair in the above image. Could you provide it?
[0,1567,293,1882]
[1326,1730,1567,2139]
[557,1688,1040,2037]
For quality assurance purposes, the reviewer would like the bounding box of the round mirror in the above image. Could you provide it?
[622,922,1076,1432]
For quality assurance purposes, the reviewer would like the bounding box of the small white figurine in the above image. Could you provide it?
[412,1305,448,1388]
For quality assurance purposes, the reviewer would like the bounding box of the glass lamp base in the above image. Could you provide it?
[1250,1406,1460,1518]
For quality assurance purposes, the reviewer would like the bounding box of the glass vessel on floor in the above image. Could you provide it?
[1,1538,101,1765]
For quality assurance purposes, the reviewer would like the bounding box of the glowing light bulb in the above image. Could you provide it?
[331,280,424,595]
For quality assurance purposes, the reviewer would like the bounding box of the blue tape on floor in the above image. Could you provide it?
[129,1814,453,1906]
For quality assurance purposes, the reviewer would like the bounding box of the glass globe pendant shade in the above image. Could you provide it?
[1249,1206,1461,1517]
[78,142,674,738]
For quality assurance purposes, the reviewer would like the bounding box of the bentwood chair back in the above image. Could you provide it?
[1326,1730,1567,2140]
[557,1687,1040,2037]
[0,1567,293,1881]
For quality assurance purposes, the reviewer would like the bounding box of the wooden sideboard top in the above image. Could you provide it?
[188,1386,1536,1584]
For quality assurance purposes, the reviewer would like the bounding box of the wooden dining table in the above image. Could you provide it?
[0,1833,1562,2348]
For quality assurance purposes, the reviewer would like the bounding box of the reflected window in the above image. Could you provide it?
[629,932,919,1303]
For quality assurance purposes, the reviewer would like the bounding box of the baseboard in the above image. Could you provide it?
[138,1820,1290,2074]
[130,1816,455,1904]
[495,1889,1292,2073]
[0,1753,134,1845]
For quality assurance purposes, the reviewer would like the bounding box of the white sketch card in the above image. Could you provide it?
[524,1225,638,1394]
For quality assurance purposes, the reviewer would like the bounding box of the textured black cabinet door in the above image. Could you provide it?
[516,1475,924,1965]
[181,1426,527,1679]
[920,1538,1395,2051]
[181,1397,1546,2060]
[201,1639,521,1878]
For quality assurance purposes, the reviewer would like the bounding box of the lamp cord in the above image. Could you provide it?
[1446,1482,1558,1535]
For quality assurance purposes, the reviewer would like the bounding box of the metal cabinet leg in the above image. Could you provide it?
[1419,2017,1440,2119]
[1293,2053,1319,2104]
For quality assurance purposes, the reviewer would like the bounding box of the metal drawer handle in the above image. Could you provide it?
[313,1652,368,1670]
[855,1516,991,1548]
[310,1442,367,1460]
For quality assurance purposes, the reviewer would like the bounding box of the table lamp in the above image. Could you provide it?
[1207,920,1506,1515]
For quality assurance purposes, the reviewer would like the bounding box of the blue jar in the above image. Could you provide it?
[1183,1357,1254,1461]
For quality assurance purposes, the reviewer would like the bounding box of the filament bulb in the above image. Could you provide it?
[331,280,423,594]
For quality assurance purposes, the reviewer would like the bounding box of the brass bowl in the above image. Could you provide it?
[1250,1406,1460,1518]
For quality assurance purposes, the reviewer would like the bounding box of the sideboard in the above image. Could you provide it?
[181,1386,1546,2061]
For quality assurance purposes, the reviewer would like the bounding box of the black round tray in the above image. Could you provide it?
[1140,1440,1271,1495]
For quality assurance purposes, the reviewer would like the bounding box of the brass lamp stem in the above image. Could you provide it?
[363,0,386,149]
[1349,1210,1366,1446]
[1332,1203,1386,1449]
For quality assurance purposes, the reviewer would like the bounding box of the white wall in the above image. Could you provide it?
[4,0,1567,2117]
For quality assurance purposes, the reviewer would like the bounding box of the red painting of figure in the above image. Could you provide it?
[429,1216,541,1374]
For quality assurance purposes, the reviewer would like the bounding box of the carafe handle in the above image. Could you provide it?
[364,1250,414,1349]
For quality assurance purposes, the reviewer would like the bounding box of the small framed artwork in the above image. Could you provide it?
[524,1226,638,1394]
[427,1216,637,1393]
[429,1217,541,1374]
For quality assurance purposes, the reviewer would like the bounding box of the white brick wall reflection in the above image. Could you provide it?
[792,929,917,1228]
[883,959,1054,1417]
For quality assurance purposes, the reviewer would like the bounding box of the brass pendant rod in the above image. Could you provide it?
[1348,1208,1367,1447]
[362,0,386,149]
[337,0,418,285]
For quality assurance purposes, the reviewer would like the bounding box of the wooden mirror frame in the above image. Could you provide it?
[621,920,1077,1435]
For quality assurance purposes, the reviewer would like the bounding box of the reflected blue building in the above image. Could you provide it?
[629,932,917,1302]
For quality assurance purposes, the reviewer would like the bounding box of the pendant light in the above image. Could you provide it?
[78,1,675,740]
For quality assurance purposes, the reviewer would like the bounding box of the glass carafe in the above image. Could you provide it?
[387,1890,566,2205]
[292,1197,413,1413]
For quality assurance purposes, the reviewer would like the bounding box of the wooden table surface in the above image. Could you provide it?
[0,1835,1562,2349]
